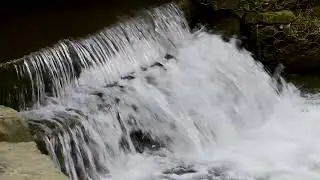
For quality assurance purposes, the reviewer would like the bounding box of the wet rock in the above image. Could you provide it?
[163,164,197,175]
[121,75,135,80]
[104,82,119,88]
[208,166,228,178]
[0,142,68,180]
[130,130,163,153]
[164,53,175,60]
[131,105,138,112]
[210,10,242,37]
[92,91,104,98]
[235,36,248,50]
[0,106,32,142]
[150,62,165,68]
[115,97,121,104]
[141,67,148,71]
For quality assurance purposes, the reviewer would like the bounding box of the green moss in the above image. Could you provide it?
[285,13,320,39]
[211,0,239,10]
[238,0,264,11]
[245,10,296,24]
[210,0,312,12]
[248,12,320,74]
[245,13,263,24]
[309,6,320,17]
[263,11,296,23]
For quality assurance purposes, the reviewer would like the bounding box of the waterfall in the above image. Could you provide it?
[18,2,320,180]
[3,3,188,110]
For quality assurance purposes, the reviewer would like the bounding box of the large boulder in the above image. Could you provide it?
[0,106,32,142]
[0,105,68,180]
[0,142,68,180]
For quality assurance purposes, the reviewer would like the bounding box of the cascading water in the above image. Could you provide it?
[9,3,187,110]
[15,2,320,180]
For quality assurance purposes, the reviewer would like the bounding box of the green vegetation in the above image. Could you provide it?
[245,10,296,24]
[195,0,320,75]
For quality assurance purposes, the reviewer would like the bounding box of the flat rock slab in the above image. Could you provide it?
[0,142,68,180]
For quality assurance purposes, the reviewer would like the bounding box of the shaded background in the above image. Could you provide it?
[0,0,170,62]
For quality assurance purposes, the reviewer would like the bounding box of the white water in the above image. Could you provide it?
[20,3,320,180]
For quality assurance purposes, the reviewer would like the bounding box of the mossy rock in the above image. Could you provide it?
[245,10,296,24]
[0,106,33,142]
[248,13,320,75]
[210,0,312,12]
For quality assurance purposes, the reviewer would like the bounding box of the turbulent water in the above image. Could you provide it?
[18,3,320,180]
